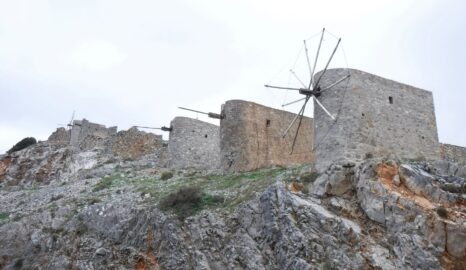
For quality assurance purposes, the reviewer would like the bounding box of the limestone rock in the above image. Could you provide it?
[446,222,466,258]
[1,141,465,269]
[392,174,401,186]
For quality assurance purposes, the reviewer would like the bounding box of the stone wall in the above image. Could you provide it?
[168,117,220,170]
[47,127,70,146]
[314,68,440,170]
[440,143,466,164]
[70,119,117,151]
[47,120,166,161]
[220,100,314,172]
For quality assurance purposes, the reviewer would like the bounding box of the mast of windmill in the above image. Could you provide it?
[57,110,77,129]
[178,107,223,119]
[67,110,76,128]
[264,28,351,154]
[132,125,172,132]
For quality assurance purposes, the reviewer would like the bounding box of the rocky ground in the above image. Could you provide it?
[0,141,465,269]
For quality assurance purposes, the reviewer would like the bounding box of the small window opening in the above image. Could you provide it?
[388,96,393,104]
[266,119,271,127]
[204,134,208,138]
[361,113,365,117]
[421,136,425,139]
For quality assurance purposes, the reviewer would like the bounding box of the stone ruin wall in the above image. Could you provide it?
[440,143,466,164]
[48,127,70,146]
[220,100,314,172]
[168,117,220,170]
[48,119,166,160]
[314,69,440,170]
[69,119,117,151]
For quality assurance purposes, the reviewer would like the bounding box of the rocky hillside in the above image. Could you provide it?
[0,138,465,269]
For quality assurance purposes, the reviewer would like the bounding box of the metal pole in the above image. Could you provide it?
[309,28,325,89]
[289,69,307,88]
[319,74,350,93]
[264,84,302,91]
[313,38,341,89]
[313,96,335,120]
[290,96,310,153]
[303,40,313,87]
[133,126,162,130]
[178,107,210,115]
[282,97,306,107]
[282,98,308,137]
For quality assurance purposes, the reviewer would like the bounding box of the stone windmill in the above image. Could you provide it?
[265,28,351,153]
[57,110,76,129]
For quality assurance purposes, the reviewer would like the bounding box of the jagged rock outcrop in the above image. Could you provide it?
[111,127,165,160]
[0,134,465,269]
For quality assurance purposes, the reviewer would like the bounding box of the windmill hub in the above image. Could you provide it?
[298,87,321,97]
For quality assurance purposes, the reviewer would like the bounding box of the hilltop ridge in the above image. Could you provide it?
[0,124,465,269]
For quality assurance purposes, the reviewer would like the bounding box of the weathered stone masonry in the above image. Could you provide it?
[440,143,466,164]
[48,119,165,160]
[168,117,220,170]
[220,100,314,172]
[70,119,117,150]
[314,68,440,170]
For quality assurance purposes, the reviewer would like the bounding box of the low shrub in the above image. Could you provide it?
[161,171,174,180]
[13,258,23,270]
[160,186,202,219]
[7,137,37,154]
[160,186,224,219]
[404,214,416,223]
[436,207,448,218]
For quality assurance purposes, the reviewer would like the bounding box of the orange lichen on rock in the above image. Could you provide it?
[440,251,466,270]
[376,163,434,210]
[289,182,304,193]
[0,156,12,179]
[376,163,398,183]
[135,229,159,270]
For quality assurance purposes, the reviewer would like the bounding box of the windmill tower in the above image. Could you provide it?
[265,28,351,159]
[267,29,440,170]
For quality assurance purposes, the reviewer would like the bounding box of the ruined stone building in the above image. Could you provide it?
[165,100,314,171]
[167,117,220,170]
[440,143,466,164]
[48,119,165,160]
[46,70,465,173]
[69,119,117,150]
[220,100,314,172]
[313,68,464,169]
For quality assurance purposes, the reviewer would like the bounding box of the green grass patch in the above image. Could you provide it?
[93,175,119,192]
[127,166,288,212]
[102,165,305,213]
[0,212,9,221]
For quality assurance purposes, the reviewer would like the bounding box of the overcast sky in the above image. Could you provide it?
[1,0,465,153]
